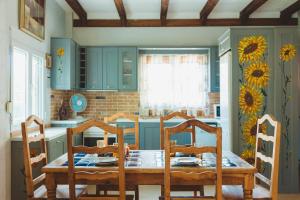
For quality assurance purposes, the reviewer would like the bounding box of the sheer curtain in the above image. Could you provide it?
[139,54,209,113]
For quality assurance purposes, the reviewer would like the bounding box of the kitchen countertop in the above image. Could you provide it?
[51,117,89,125]
[11,127,67,142]
[116,117,220,124]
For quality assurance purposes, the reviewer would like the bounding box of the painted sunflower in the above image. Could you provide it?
[238,35,267,64]
[242,116,267,146]
[280,44,296,62]
[244,62,270,88]
[239,85,263,115]
[56,48,65,57]
[241,149,255,164]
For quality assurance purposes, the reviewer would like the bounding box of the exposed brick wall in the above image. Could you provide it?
[51,90,219,120]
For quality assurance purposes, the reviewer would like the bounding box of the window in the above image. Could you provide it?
[139,53,209,113]
[11,47,45,130]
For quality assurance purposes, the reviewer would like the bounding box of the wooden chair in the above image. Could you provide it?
[67,119,134,200]
[97,112,139,199]
[223,114,281,200]
[160,112,204,196]
[162,119,223,200]
[104,112,139,150]
[21,115,86,200]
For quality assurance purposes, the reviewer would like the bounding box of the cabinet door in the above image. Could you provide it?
[117,122,136,147]
[70,40,76,89]
[47,135,66,162]
[51,38,69,89]
[210,46,220,92]
[139,123,160,150]
[118,47,137,91]
[87,47,103,89]
[103,47,118,90]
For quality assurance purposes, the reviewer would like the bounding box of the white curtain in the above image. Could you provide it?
[139,54,209,113]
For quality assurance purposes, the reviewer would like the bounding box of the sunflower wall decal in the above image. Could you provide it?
[279,43,297,165]
[56,48,65,75]
[238,35,269,164]
[238,35,267,64]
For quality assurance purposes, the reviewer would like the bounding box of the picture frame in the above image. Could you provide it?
[45,53,52,69]
[19,0,45,41]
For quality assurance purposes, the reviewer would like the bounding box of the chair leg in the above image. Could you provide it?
[134,186,139,200]
[199,185,204,196]
[160,185,164,197]
[96,185,101,195]
[193,190,197,197]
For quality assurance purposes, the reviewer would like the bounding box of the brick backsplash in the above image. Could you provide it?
[51,90,219,120]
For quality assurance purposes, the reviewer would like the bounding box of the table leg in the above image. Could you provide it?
[45,173,57,200]
[243,174,254,200]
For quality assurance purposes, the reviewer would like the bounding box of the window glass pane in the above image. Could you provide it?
[32,55,44,118]
[12,48,28,128]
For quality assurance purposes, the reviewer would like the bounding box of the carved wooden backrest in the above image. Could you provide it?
[21,115,47,199]
[160,111,195,149]
[104,112,139,150]
[255,114,281,200]
[67,119,126,200]
[164,119,222,200]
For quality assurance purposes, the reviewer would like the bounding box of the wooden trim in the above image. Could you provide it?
[65,0,87,23]
[170,146,216,154]
[114,0,127,26]
[11,124,50,138]
[200,0,219,24]
[73,18,298,27]
[72,145,118,154]
[240,0,268,24]
[161,0,169,26]
[280,0,300,22]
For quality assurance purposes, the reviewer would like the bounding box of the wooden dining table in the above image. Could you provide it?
[42,150,256,200]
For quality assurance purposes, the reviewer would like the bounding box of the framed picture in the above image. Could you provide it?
[19,0,45,41]
[45,53,52,69]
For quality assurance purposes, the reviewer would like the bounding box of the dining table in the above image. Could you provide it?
[42,150,256,200]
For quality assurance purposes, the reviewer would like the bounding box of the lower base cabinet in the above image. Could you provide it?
[11,133,82,200]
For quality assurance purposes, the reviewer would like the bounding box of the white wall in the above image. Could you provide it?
[0,0,66,199]
[73,27,227,46]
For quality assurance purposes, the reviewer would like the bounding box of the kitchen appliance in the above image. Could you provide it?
[70,93,87,118]
[214,104,220,118]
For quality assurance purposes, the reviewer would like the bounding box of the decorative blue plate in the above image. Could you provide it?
[70,93,87,113]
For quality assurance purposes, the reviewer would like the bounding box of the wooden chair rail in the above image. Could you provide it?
[170,146,216,154]
[171,171,217,181]
[71,119,120,135]
[32,173,46,190]
[72,145,118,154]
[28,134,45,143]
[171,197,215,200]
[123,128,135,134]
[75,171,119,182]
[255,173,271,186]
[79,196,119,200]
[257,132,274,142]
[161,111,194,121]
[25,115,44,127]
[31,153,46,165]
[256,152,273,164]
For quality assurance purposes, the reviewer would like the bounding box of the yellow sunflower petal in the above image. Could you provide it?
[244,62,270,88]
[239,85,263,115]
[280,44,296,62]
[242,116,267,147]
[241,149,255,164]
[56,48,65,57]
[238,35,267,64]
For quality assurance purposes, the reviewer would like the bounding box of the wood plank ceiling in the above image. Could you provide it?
[65,0,300,27]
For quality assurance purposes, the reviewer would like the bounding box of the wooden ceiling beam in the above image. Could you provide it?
[240,0,268,24]
[114,0,127,26]
[161,0,169,26]
[74,18,298,27]
[200,0,219,24]
[65,0,87,23]
[280,0,300,22]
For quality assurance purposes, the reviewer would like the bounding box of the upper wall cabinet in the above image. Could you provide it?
[86,47,103,90]
[51,38,76,90]
[118,47,138,91]
[103,47,119,90]
[210,46,220,92]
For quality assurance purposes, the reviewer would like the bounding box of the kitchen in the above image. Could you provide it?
[1,0,300,200]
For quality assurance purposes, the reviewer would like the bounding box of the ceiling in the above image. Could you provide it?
[55,0,299,20]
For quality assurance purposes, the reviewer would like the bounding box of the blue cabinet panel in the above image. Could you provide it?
[103,47,118,90]
[86,47,103,89]
[140,123,160,150]
[117,122,136,146]
[210,46,220,92]
[51,38,76,90]
[118,47,137,91]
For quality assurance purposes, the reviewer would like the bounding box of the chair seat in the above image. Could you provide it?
[79,194,134,200]
[222,185,271,200]
[34,184,87,199]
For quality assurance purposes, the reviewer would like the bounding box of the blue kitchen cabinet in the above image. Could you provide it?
[103,47,119,90]
[118,47,137,91]
[51,38,76,90]
[139,123,160,150]
[117,122,136,146]
[86,47,103,89]
[210,46,220,92]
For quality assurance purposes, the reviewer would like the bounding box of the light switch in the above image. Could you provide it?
[5,101,13,113]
